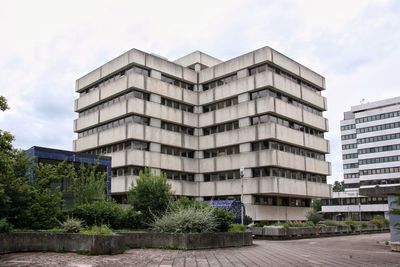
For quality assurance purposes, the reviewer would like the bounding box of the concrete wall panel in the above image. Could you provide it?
[100,76,128,100]
[76,68,101,91]
[76,89,100,110]
[101,53,129,77]
[272,51,300,75]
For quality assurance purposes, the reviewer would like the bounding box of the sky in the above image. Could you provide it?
[0,0,399,185]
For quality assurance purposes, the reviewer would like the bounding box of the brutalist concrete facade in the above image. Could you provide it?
[73,47,331,221]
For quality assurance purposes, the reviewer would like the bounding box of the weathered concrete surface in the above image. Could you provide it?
[0,233,398,267]
[0,232,125,255]
[121,232,252,249]
[252,225,389,240]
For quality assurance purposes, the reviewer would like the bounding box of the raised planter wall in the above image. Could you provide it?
[121,232,253,250]
[252,225,389,240]
[0,232,125,255]
[0,231,253,254]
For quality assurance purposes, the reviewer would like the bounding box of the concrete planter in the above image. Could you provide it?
[121,232,253,250]
[251,225,389,240]
[390,242,400,252]
[0,232,125,255]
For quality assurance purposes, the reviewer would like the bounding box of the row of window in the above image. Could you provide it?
[202,120,239,136]
[359,155,400,165]
[252,167,326,183]
[341,133,356,140]
[249,63,322,94]
[162,170,195,181]
[204,170,241,181]
[360,178,400,186]
[161,97,194,113]
[342,153,358,160]
[355,110,400,124]
[322,196,387,206]
[251,114,324,138]
[85,140,149,155]
[161,74,194,91]
[341,124,356,131]
[161,145,194,158]
[360,166,400,176]
[203,97,238,113]
[358,144,400,155]
[254,195,310,207]
[79,90,149,117]
[343,163,359,169]
[342,143,357,150]
[252,140,325,160]
[344,183,359,189]
[250,89,323,116]
[357,133,400,144]
[78,115,149,138]
[161,121,194,135]
[81,65,150,95]
[112,165,144,177]
[202,74,237,91]
[344,173,359,179]
[356,121,400,134]
[203,145,240,159]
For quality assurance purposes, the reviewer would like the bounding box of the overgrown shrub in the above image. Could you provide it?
[369,215,389,228]
[320,220,345,227]
[212,208,235,232]
[152,206,218,233]
[71,200,142,229]
[61,217,82,233]
[228,224,246,232]
[344,219,356,230]
[128,169,172,224]
[282,221,307,228]
[0,218,13,233]
[81,225,113,235]
[244,215,253,225]
[306,210,323,224]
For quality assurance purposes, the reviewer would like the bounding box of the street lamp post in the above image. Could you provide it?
[240,166,244,225]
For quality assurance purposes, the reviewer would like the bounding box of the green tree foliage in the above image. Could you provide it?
[127,168,173,224]
[61,162,107,205]
[0,96,9,111]
[306,210,323,224]
[332,180,345,192]
[311,199,322,212]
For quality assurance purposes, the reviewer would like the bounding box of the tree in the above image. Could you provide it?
[59,162,107,206]
[332,180,345,192]
[311,199,322,212]
[127,168,173,224]
[0,96,9,111]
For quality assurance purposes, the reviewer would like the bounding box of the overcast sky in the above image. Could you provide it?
[0,0,399,184]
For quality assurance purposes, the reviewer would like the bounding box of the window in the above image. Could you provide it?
[203,74,237,91]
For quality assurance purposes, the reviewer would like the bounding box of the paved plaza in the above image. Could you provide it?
[1,233,399,267]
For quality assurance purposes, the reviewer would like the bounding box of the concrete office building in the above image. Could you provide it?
[73,46,331,222]
[322,97,400,220]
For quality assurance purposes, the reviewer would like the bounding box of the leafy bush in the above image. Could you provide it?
[128,169,172,224]
[152,206,218,233]
[71,200,142,229]
[306,210,323,224]
[61,218,82,233]
[244,215,253,225]
[228,224,246,232]
[344,219,356,230]
[282,221,308,228]
[212,208,235,232]
[320,220,345,227]
[81,225,113,235]
[0,218,13,233]
[369,215,389,228]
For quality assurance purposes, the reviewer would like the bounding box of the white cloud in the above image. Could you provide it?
[0,0,399,185]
